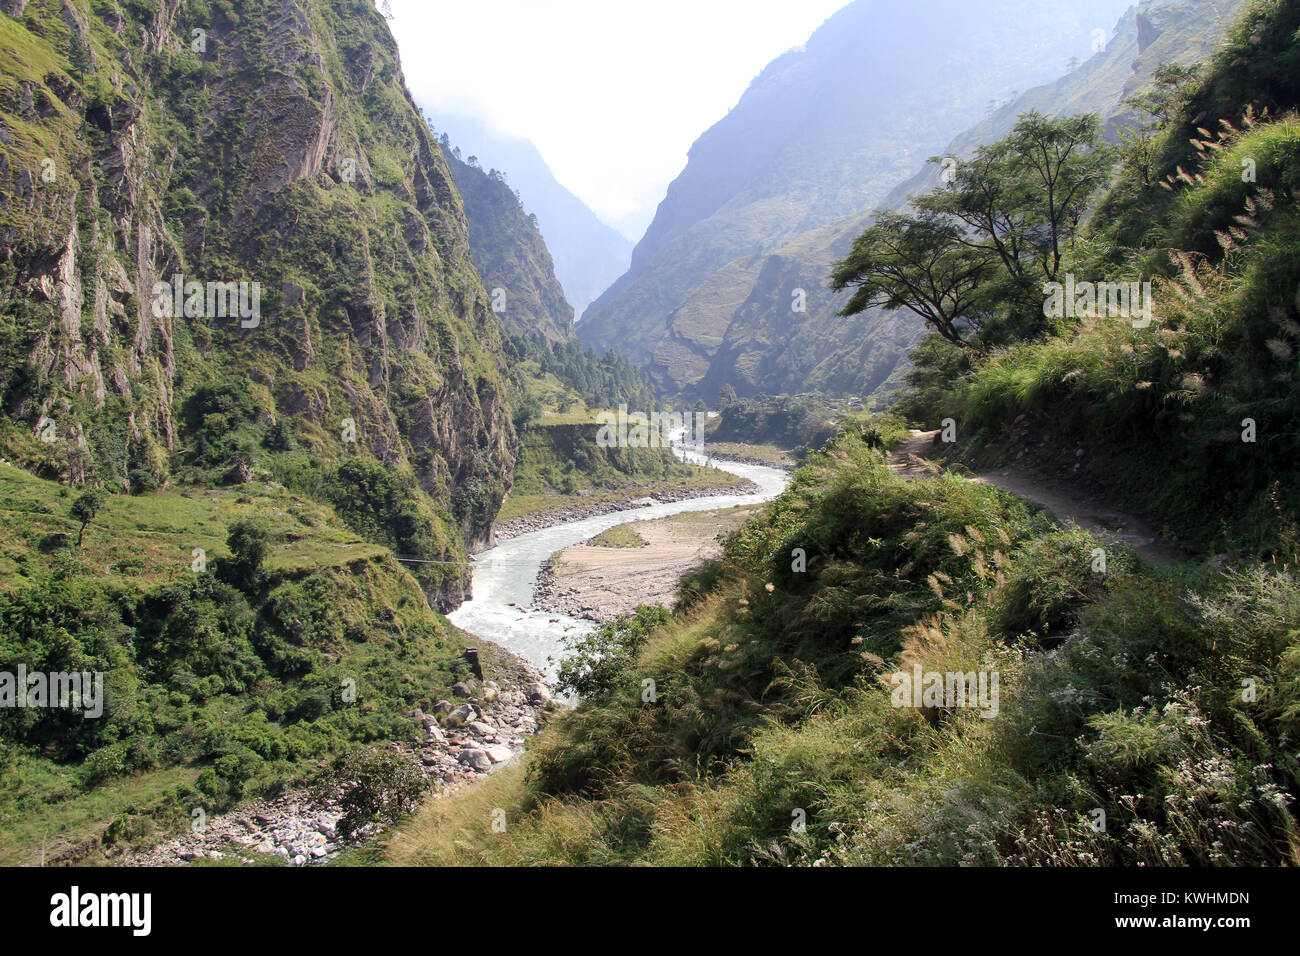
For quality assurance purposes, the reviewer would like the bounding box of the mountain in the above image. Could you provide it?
[426,111,633,318]
[393,0,1300,871]
[438,137,574,345]
[0,0,519,603]
[690,0,1252,404]
[576,0,1139,398]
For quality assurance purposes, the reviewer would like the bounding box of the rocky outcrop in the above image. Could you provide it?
[0,0,519,604]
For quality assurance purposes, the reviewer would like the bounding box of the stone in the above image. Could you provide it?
[458,749,493,773]
[483,745,514,764]
[452,682,472,698]
[525,682,552,704]
[433,700,452,713]
[466,720,495,738]
[446,703,476,727]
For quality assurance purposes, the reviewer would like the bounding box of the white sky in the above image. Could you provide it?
[386,0,852,240]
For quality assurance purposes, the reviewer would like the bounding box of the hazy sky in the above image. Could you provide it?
[387,0,852,240]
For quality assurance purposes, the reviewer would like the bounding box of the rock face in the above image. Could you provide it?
[424,110,633,318]
[575,0,1137,401]
[0,0,518,608]
[440,136,575,345]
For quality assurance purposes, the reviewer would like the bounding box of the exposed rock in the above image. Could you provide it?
[458,748,493,773]
[125,660,557,867]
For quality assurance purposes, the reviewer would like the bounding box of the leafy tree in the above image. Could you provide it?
[225,520,269,590]
[832,210,996,355]
[1119,64,1203,189]
[68,33,92,75]
[557,606,671,701]
[70,491,101,547]
[315,747,426,840]
[834,112,1112,353]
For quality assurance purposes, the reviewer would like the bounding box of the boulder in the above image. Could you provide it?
[458,749,493,773]
[446,704,476,727]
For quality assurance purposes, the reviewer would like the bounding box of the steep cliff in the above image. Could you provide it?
[439,135,575,346]
[428,110,633,319]
[0,0,519,602]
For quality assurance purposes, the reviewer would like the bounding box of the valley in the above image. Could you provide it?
[1,0,1299,892]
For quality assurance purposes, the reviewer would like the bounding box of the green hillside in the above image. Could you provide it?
[385,0,1300,868]
[0,0,519,607]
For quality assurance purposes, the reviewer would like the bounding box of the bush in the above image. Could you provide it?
[315,747,427,840]
[557,606,671,702]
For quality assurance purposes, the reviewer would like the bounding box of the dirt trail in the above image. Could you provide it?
[889,430,1188,568]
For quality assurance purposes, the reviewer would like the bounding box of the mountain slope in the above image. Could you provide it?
[427,111,632,318]
[0,0,518,601]
[578,0,1135,394]
[691,0,1251,403]
[438,136,574,345]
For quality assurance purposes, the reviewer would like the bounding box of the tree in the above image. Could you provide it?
[835,112,1112,352]
[918,112,1109,287]
[225,521,269,590]
[68,34,92,76]
[557,606,671,701]
[70,491,101,548]
[1119,64,1202,189]
[832,209,996,355]
[314,747,425,840]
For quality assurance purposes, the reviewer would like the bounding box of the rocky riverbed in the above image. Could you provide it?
[494,480,759,541]
[123,663,557,867]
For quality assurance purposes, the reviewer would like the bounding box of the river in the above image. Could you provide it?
[448,449,791,678]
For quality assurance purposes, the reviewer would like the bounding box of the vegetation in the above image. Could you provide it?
[587,525,649,549]
[389,425,1300,866]
[706,395,842,453]
[0,461,479,864]
[383,0,1300,869]
[887,0,1300,552]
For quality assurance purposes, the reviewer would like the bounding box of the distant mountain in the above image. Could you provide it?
[425,112,633,318]
[576,0,1140,398]
[690,0,1250,404]
[438,137,575,345]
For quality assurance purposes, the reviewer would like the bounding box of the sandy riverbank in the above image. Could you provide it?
[531,505,760,623]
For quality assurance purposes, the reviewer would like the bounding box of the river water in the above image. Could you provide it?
[448,449,791,678]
